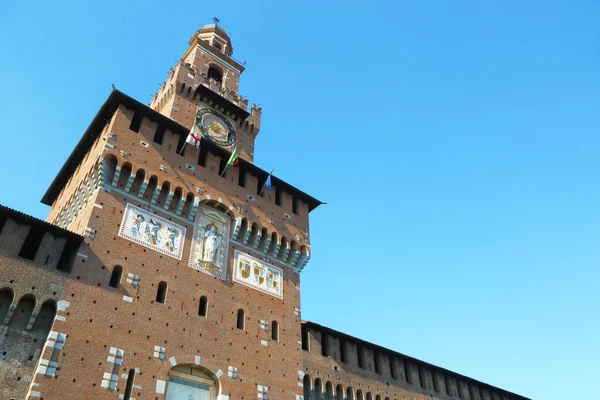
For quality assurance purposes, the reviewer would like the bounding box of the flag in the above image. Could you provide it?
[227,147,239,166]
[186,124,201,148]
[265,174,272,191]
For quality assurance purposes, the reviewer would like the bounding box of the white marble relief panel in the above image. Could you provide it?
[189,204,231,280]
[233,250,283,299]
[118,203,186,260]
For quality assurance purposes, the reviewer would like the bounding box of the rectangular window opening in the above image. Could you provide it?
[19,228,45,260]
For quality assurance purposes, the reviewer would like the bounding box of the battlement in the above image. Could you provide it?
[301,321,530,400]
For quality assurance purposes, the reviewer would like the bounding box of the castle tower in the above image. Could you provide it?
[12,22,321,400]
[149,23,262,163]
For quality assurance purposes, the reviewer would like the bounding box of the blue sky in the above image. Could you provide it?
[1,1,599,399]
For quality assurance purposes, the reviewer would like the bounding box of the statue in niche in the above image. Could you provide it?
[201,223,221,263]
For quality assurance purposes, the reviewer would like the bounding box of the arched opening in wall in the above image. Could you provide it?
[336,384,344,400]
[103,154,118,185]
[0,288,14,323]
[9,294,36,331]
[123,368,136,400]
[170,187,183,213]
[376,395,382,400]
[156,281,167,304]
[181,193,195,218]
[129,169,145,196]
[289,240,298,262]
[249,223,258,247]
[279,237,289,261]
[346,387,354,400]
[166,364,220,399]
[145,176,159,200]
[325,381,334,400]
[207,65,223,83]
[303,374,312,400]
[236,309,245,330]
[384,397,390,400]
[117,162,133,189]
[259,227,269,251]
[271,320,279,341]
[366,392,373,400]
[109,265,123,288]
[198,296,208,317]
[356,389,364,400]
[268,232,278,254]
[31,300,56,337]
[155,181,171,207]
[314,379,323,398]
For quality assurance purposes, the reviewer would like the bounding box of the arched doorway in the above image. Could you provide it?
[166,364,220,400]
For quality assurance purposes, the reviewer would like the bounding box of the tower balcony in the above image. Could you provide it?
[201,76,249,111]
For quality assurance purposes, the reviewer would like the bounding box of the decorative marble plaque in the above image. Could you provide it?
[118,203,186,260]
[188,204,231,280]
[233,250,283,299]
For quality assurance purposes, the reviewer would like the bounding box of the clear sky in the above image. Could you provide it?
[1,1,599,399]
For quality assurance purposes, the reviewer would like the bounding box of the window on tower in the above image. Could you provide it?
[109,266,123,288]
[156,281,167,304]
[236,309,245,330]
[207,65,223,83]
[198,296,208,317]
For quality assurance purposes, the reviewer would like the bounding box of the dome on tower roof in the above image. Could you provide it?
[200,23,228,35]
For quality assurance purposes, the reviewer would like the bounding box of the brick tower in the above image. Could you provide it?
[5,22,321,399]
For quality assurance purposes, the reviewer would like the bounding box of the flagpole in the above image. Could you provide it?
[178,141,187,156]
[258,167,275,197]
[221,146,238,177]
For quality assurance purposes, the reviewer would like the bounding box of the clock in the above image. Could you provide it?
[195,107,236,147]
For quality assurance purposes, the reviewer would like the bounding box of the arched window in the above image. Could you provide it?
[346,387,355,400]
[356,389,364,400]
[376,395,382,400]
[366,392,373,400]
[109,265,123,288]
[123,368,136,400]
[325,381,334,400]
[236,309,245,330]
[336,384,344,400]
[303,374,312,400]
[0,288,14,323]
[314,379,323,398]
[31,300,56,337]
[207,65,223,83]
[271,320,279,341]
[9,295,36,330]
[156,281,167,304]
[198,296,208,317]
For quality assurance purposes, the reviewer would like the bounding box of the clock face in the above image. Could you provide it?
[195,108,236,147]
